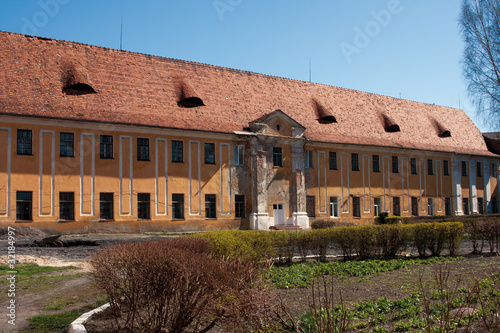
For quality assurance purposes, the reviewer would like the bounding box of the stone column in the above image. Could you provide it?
[249,138,271,230]
[451,158,462,215]
[291,141,309,229]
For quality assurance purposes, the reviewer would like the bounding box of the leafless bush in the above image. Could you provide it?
[90,237,278,332]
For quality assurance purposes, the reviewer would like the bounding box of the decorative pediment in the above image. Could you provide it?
[249,109,305,137]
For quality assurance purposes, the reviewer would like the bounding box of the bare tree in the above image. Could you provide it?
[460,0,500,129]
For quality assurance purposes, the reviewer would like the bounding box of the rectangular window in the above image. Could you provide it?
[330,197,339,218]
[374,197,382,216]
[443,160,450,176]
[393,197,401,216]
[59,192,74,221]
[235,195,245,218]
[411,197,418,216]
[462,161,468,176]
[477,162,482,177]
[427,159,434,175]
[60,132,74,157]
[100,135,113,159]
[491,164,498,178]
[172,194,184,219]
[478,197,484,214]
[492,197,498,214]
[137,193,150,219]
[306,196,315,217]
[305,150,314,169]
[172,140,183,163]
[205,194,217,219]
[428,198,435,216]
[411,158,417,175]
[392,156,399,173]
[329,152,338,170]
[352,197,361,218]
[373,155,380,172]
[16,191,32,220]
[234,145,244,166]
[445,197,452,216]
[204,143,216,164]
[463,198,470,215]
[273,147,283,167]
[99,193,114,220]
[17,129,32,155]
[352,153,359,171]
[137,138,149,161]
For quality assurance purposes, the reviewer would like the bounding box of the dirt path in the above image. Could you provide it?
[0,269,91,332]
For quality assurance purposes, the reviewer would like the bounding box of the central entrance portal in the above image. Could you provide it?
[273,203,285,225]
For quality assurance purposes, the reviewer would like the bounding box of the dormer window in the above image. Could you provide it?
[63,83,96,95]
[430,118,451,138]
[381,114,400,132]
[313,99,337,124]
[61,63,96,95]
[177,80,204,108]
[276,124,281,132]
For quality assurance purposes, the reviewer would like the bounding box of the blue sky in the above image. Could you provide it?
[0,0,486,130]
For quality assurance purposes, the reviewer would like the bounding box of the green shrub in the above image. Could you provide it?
[444,222,464,256]
[352,225,378,259]
[411,223,435,256]
[194,230,275,262]
[308,229,335,261]
[332,226,357,260]
[269,231,294,263]
[375,212,389,224]
[376,224,410,258]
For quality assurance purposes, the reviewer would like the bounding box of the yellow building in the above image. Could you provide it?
[0,31,499,234]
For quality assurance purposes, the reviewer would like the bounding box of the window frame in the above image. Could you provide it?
[461,161,468,177]
[427,159,434,175]
[16,191,32,221]
[374,197,382,216]
[273,147,283,167]
[352,196,361,218]
[137,193,151,220]
[99,192,114,220]
[478,197,484,214]
[59,192,75,221]
[172,140,184,163]
[463,198,470,215]
[204,143,216,165]
[305,150,314,169]
[234,145,244,166]
[411,158,417,175]
[306,196,316,217]
[137,138,150,161]
[393,197,401,216]
[205,194,217,219]
[17,129,33,156]
[392,156,399,173]
[100,135,113,159]
[352,153,360,171]
[411,197,418,216]
[477,162,482,177]
[235,195,245,218]
[428,198,435,216]
[443,160,450,176]
[373,155,380,173]
[172,194,185,219]
[60,132,74,157]
[329,152,338,170]
[330,196,339,218]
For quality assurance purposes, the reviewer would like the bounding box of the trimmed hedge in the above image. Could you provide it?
[195,222,465,262]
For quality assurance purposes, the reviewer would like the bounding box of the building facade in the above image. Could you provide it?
[0,31,499,234]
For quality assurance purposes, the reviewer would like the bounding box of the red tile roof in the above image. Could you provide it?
[0,31,496,157]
